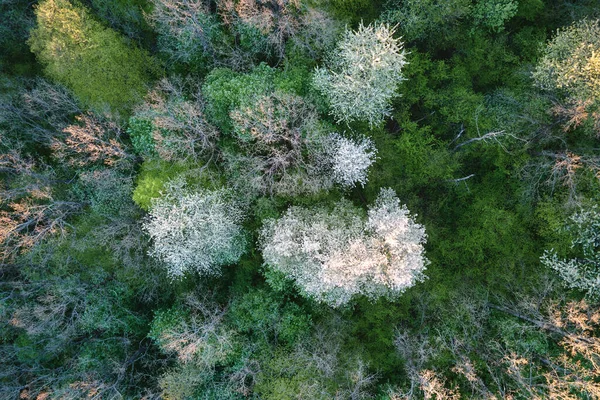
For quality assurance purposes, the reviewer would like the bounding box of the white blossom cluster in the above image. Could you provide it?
[313,23,407,126]
[541,207,600,299]
[260,188,428,307]
[143,182,246,279]
[326,133,377,188]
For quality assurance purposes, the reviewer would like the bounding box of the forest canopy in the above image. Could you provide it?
[1,0,600,398]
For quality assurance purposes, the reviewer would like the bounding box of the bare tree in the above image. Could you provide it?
[0,78,81,146]
[52,113,132,168]
[134,78,219,162]
[228,91,333,195]
[218,0,301,60]
[0,150,82,262]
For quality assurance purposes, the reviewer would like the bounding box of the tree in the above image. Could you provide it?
[28,0,157,113]
[488,296,600,399]
[381,0,470,43]
[0,0,35,74]
[253,315,378,399]
[149,293,235,365]
[541,206,600,299]
[533,19,600,102]
[142,181,246,278]
[218,0,301,60]
[147,0,236,70]
[533,19,600,135]
[0,78,82,146]
[228,91,332,196]
[260,188,428,307]
[52,113,132,168]
[313,23,407,126]
[471,0,518,33]
[325,133,376,188]
[131,78,219,162]
[88,0,151,43]
[0,150,82,262]
[286,8,341,61]
[226,90,377,195]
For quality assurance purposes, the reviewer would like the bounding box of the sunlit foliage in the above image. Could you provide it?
[28,0,157,112]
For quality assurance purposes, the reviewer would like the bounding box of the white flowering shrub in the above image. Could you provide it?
[143,182,246,278]
[541,207,600,299]
[260,188,428,307]
[326,133,376,188]
[313,23,407,126]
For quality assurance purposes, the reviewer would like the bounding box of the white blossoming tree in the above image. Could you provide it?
[313,22,407,126]
[143,181,246,278]
[326,133,377,188]
[541,207,600,299]
[260,188,428,307]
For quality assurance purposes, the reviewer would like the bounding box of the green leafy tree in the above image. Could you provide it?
[472,0,518,33]
[28,0,158,113]
[380,0,470,43]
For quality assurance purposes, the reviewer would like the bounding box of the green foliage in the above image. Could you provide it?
[0,0,36,75]
[28,0,158,113]
[149,0,228,74]
[534,199,574,255]
[73,169,138,217]
[542,206,600,299]
[318,0,381,23]
[132,158,192,210]
[348,298,406,374]
[148,307,188,348]
[127,116,157,156]
[202,63,310,134]
[158,363,213,400]
[79,280,145,335]
[472,0,518,33]
[253,351,330,400]
[202,65,276,133]
[5,0,600,397]
[515,0,544,21]
[493,315,550,355]
[229,289,312,346]
[89,0,152,42]
[235,23,270,55]
[262,267,296,294]
[380,0,471,44]
[368,124,459,207]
